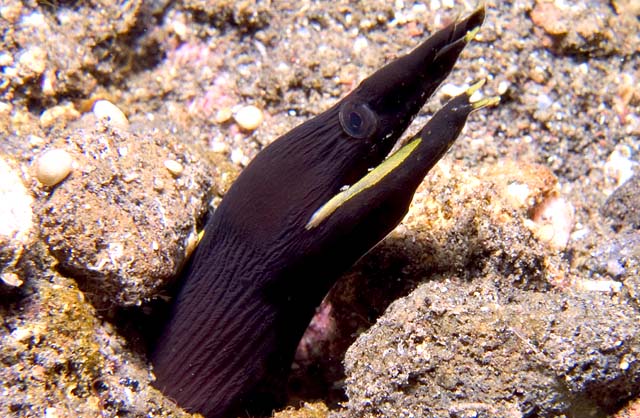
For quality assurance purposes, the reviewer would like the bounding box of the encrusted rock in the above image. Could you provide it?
[341,279,640,417]
[38,123,213,307]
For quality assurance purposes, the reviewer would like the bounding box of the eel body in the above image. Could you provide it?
[152,7,496,417]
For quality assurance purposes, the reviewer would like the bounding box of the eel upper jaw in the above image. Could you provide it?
[348,6,485,146]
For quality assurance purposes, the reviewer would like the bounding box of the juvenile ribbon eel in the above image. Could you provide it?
[151,7,496,418]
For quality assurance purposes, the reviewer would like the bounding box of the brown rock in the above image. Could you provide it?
[38,123,213,307]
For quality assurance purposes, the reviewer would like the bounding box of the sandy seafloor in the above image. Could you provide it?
[0,0,639,417]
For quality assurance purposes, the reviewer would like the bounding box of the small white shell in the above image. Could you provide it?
[93,100,130,129]
[1,272,23,287]
[234,105,264,131]
[35,148,73,187]
[164,159,184,177]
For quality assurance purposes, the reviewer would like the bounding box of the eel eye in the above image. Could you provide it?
[339,101,378,139]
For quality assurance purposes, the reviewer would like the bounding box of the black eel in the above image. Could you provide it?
[151,7,497,417]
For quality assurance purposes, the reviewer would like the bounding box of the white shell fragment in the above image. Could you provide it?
[0,156,34,282]
[18,46,47,76]
[234,105,264,131]
[574,279,623,293]
[164,159,184,177]
[184,230,200,258]
[215,107,233,124]
[36,148,73,186]
[0,157,33,241]
[440,83,467,98]
[93,99,130,129]
[1,272,23,287]
[498,80,511,95]
[530,194,575,250]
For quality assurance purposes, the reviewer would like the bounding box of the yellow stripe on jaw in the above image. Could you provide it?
[306,137,423,230]
[464,26,480,44]
[305,80,499,230]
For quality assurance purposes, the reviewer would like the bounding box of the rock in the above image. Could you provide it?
[613,395,640,418]
[0,268,193,418]
[0,156,33,291]
[341,278,640,417]
[391,159,563,287]
[530,1,569,36]
[298,159,569,405]
[34,148,73,186]
[163,159,184,177]
[39,103,81,128]
[529,0,637,56]
[17,46,47,77]
[587,229,640,281]
[602,174,640,231]
[1,0,145,105]
[214,107,233,124]
[38,123,213,307]
[273,402,329,418]
[92,100,130,130]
